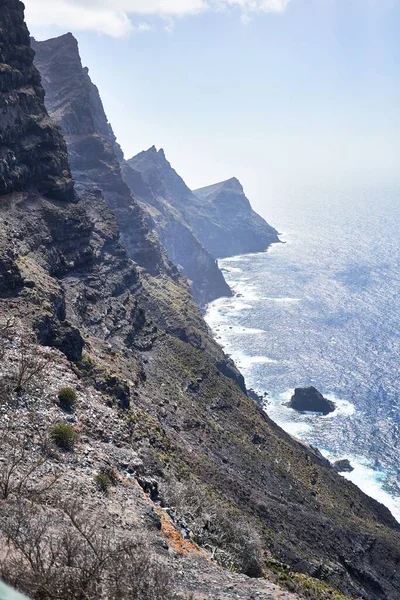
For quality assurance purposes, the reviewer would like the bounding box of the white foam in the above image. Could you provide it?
[232,326,266,335]
[281,421,313,437]
[261,296,301,303]
[321,450,400,523]
[323,394,356,418]
[234,351,277,370]
[230,301,253,312]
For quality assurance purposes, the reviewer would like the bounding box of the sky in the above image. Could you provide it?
[26,0,400,217]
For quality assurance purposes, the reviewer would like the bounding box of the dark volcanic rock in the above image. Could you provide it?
[287,386,336,415]
[0,2,74,200]
[128,147,279,262]
[333,459,355,473]
[34,314,84,361]
[32,34,232,307]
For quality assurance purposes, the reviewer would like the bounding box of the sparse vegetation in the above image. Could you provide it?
[14,337,53,393]
[0,498,174,600]
[0,415,60,500]
[164,478,263,577]
[58,386,77,411]
[94,473,112,493]
[51,423,78,451]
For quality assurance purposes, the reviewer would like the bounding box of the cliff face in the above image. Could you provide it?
[128,148,279,260]
[0,1,73,200]
[194,177,279,257]
[1,6,400,600]
[122,153,232,305]
[31,33,168,277]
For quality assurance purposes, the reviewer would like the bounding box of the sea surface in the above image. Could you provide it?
[205,185,400,522]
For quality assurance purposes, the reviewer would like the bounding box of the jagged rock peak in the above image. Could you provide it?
[137,146,167,162]
[0,0,75,200]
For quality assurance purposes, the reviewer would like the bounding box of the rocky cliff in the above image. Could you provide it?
[194,177,279,257]
[32,35,231,306]
[1,5,400,600]
[31,33,169,277]
[0,2,73,200]
[121,152,232,305]
[128,147,279,260]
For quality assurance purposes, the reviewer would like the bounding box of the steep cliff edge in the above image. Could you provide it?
[128,147,279,260]
[31,33,168,277]
[1,5,400,600]
[194,177,279,257]
[32,34,231,306]
[0,2,73,200]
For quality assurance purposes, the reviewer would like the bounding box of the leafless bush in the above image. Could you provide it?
[164,479,263,577]
[0,415,60,500]
[0,316,15,361]
[13,338,53,393]
[0,498,175,600]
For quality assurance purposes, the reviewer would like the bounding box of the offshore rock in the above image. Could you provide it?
[287,386,336,415]
[1,9,399,600]
[333,459,355,473]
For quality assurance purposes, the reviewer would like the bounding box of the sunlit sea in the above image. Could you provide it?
[205,186,400,522]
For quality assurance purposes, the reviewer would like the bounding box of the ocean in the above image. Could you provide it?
[205,185,400,522]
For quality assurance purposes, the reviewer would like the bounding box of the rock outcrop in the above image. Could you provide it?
[0,1,74,200]
[1,7,400,600]
[193,177,279,257]
[287,387,336,415]
[127,146,279,274]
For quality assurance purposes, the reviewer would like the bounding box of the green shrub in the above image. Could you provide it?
[95,473,112,493]
[51,423,78,451]
[95,466,118,493]
[58,387,77,411]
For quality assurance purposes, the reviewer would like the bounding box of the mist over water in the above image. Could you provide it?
[205,186,400,522]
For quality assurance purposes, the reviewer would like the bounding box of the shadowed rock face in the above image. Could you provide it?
[0,1,74,200]
[32,34,232,306]
[121,154,232,305]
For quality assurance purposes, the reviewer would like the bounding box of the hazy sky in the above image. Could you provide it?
[27,0,400,216]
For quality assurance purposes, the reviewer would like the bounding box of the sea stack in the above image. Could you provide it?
[287,386,336,415]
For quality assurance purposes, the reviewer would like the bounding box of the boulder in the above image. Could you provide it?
[333,459,354,473]
[287,386,336,415]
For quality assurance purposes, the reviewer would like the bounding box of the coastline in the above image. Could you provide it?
[206,248,400,524]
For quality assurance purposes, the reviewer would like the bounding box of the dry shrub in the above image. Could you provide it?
[164,479,263,577]
[0,415,60,501]
[13,337,53,393]
[0,498,175,600]
[0,323,53,397]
